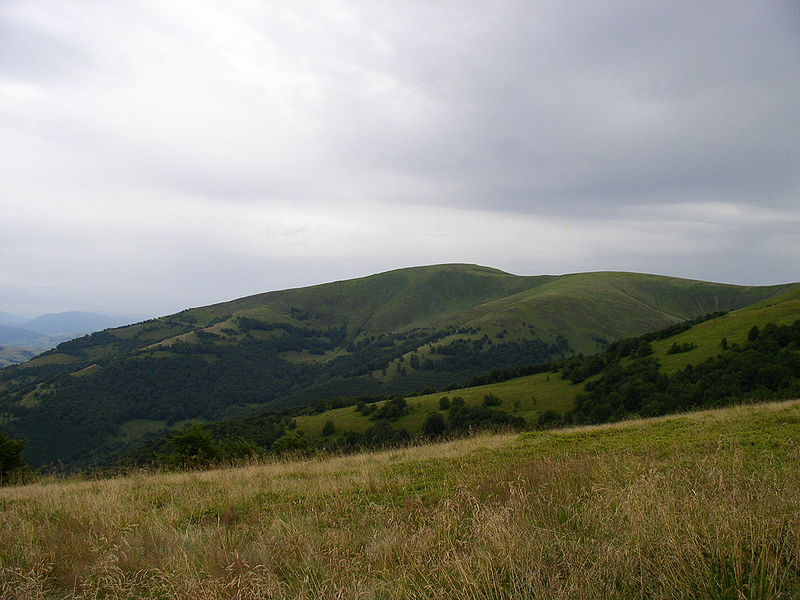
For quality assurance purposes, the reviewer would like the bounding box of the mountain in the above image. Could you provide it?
[0,311,27,327]
[21,311,140,338]
[0,325,48,347]
[0,264,796,467]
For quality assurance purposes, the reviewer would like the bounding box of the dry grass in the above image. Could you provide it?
[2,401,799,599]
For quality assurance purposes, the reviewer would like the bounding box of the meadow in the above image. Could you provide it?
[1,399,799,599]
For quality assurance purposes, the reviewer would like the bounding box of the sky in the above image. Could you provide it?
[1,1,799,318]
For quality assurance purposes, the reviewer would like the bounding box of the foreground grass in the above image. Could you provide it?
[2,401,800,599]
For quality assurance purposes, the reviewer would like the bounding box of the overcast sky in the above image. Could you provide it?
[2,1,799,317]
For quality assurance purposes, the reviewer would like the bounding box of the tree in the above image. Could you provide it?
[0,431,26,485]
[423,413,447,438]
[372,396,407,420]
[271,431,309,453]
[322,419,336,436]
[482,393,502,407]
[438,396,451,410]
[536,410,562,430]
[168,424,219,467]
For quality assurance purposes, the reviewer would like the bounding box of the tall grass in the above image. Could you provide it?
[1,401,799,599]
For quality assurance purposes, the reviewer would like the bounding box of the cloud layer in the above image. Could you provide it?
[2,1,799,315]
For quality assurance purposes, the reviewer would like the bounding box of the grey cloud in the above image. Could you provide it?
[328,1,800,212]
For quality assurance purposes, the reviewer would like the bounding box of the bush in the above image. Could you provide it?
[482,394,502,407]
[423,413,447,437]
[667,342,697,355]
[271,431,309,454]
[536,410,562,429]
[371,396,408,420]
[165,424,219,467]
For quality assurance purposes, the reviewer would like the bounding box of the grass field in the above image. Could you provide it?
[295,372,578,437]
[2,400,798,599]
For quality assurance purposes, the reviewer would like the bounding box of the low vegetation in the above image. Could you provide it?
[1,400,798,599]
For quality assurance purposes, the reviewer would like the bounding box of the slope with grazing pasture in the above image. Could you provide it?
[2,400,799,599]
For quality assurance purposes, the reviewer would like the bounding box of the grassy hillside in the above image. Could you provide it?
[654,287,800,372]
[0,264,795,468]
[0,346,38,369]
[293,287,800,444]
[2,400,799,599]
[294,372,575,438]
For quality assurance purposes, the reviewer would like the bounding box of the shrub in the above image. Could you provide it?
[423,412,447,437]
[482,393,502,407]
[165,424,219,467]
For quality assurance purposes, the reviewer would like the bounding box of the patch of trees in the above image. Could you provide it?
[1,338,305,467]
[235,318,348,354]
[289,307,312,321]
[558,312,726,385]
[418,336,571,375]
[463,362,558,388]
[332,422,411,450]
[569,320,800,425]
[368,396,408,420]
[56,330,119,354]
[417,395,527,440]
[667,341,697,354]
[431,336,490,356]
[448,400,526,432]
[120,411,297,468]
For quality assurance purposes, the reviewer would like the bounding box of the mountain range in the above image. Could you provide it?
[0,264,797,467]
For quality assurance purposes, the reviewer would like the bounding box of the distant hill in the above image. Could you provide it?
[0,325,48,347]
[0,311,142,366]
[0,264,796,468]
[0,346,39,369]
[0,311,27,327]
[21,311,138,338]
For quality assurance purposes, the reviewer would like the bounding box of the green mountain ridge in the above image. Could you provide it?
[0,264,797,467]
